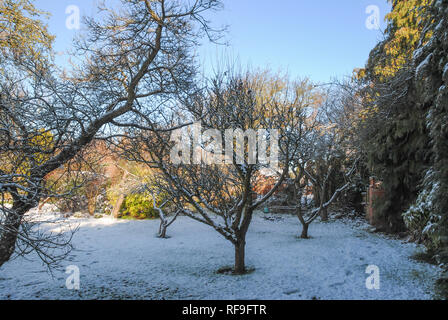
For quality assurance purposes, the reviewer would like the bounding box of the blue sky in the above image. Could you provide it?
[35,0,391,83]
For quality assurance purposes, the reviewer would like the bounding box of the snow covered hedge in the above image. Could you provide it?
[403,176,442,252]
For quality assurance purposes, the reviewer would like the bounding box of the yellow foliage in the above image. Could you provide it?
[0,0,54,67]
[373,0,432,80]
[0,129,54,178]
[354,0,433,122]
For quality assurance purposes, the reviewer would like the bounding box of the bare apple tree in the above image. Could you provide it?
[283,84,360,238]
[131,180,180,239]
[125,71,293,274]
[0,0,223,268]
[151,191,180,239]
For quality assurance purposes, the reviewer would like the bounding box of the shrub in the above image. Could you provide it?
[48,178,89,213]
[403,180,442,252]
[46,172,107,214]
[121,192,159,220]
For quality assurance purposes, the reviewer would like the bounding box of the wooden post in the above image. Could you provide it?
[366,177,385,227]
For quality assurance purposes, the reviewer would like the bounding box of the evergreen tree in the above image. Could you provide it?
[404,0,448,261]
[358,0,433,231]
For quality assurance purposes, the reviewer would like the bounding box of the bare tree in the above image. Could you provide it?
[293,158,357,239]
[124,70,291,274]
[0,0,223,268]
[131,179,180,238]
[152,192,180,239]
[283,84,359,238]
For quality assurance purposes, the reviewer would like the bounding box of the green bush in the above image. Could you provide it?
[120,192,159,220]
[403,182,442,252]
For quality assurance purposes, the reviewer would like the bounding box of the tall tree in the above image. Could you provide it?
[125,70,292,274]
[0,0,223,268]
[403,0,448,263]
[356,0,434,231]
[283,83,359,238]
[361,0,432,81]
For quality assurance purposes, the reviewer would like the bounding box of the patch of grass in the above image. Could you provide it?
[216,266,255,276]
[410,251,438,265]
[118,215,157,221]
[295,235,313,240]
[435,278,448,300]
[410,269,423,279]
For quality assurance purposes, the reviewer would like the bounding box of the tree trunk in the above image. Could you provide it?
[38,197,51,211]
[0,202,30,267]
[301,223,309,239]
[112,194,125,218]
[319,184,329,222]
[320,207,328,222]
[158,222,167,238]
[234,240,246,274]
[87,196,96,216]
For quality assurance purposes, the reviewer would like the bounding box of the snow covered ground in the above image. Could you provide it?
[0,212,442,300]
